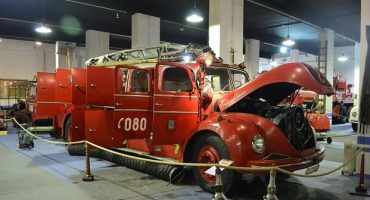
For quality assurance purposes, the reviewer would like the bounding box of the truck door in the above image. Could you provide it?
[113,66,153,145]
[152,63,199,145]
[86,66,115,106]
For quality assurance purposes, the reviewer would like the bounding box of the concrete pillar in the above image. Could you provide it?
[85,30,109,60]
[55,41,77,69]
[289,49,300,62]
[209,0,243,64]
[319,28,334,115]
[131,13,160,48]
[245,39,260,79]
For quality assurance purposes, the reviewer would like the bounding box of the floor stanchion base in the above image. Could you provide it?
[82,174,95,182]
[349,186,370,197]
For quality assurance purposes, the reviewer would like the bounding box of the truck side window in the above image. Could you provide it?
[131,69,149,93]
[162,67,192,92]
[230,69,249,89]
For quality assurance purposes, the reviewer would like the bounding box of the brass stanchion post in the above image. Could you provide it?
[212,166,228,200]
[82,142,94,181]
[264,169,278,200]
[349,150,370,196]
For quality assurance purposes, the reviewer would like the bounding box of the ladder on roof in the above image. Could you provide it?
[85,43,208,67]
[317,40,328,114]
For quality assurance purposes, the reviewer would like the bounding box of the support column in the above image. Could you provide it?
[356,0,370,177]
[289,49,300,62]
[245,39,260,79]
[319,28,334,115]
[85,30,109,60]
[131,13,160,48]
[209,0,244,64]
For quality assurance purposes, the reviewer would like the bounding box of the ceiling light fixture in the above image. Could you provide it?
[337,52,348,62]
[35,41,42,46]
[282,19,295,46]
[36,25,52,33]
[35,0,52,34]
[186,0,203,23]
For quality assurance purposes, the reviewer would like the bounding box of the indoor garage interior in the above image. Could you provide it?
[1,0,370,199]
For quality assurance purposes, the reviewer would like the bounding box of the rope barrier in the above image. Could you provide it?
[10,117,365,177]
[12,118,84,145]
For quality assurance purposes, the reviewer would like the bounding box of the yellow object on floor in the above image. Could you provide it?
[0,130,7,136]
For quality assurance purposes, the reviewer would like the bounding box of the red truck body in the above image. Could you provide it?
[28,68,87,139]
[34,54,334,193]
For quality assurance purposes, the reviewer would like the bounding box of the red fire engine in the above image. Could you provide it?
[31,44,334,193]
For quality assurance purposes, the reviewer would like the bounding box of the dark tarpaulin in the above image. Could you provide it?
[359,26,370,133]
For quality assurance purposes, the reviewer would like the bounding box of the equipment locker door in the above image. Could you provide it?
[152,63,199,145]
[36,72,63,116]
[55,69,72,103]
[85,109,114,147]
[71,68,87,105]
[70,108,85,142]
[113,67,153,144]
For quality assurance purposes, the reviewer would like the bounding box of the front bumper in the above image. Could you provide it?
[247,144,325,173]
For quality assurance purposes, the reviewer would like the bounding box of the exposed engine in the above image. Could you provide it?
[226,97,316,150]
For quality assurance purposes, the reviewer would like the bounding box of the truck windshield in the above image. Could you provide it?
[205,67,248,92]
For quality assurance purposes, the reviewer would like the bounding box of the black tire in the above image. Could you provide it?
[64,117,72,142]
[191,133,239,194]
[326,137,332,144]
[352,123,358,132]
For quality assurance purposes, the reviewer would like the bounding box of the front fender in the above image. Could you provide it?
[186,113,264,166]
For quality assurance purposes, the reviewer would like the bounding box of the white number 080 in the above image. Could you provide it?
[118,117,147,132]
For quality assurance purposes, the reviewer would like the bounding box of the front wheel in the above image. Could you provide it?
[191,133,239,194]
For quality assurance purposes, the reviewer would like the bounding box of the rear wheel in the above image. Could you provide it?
[191,133,239,194]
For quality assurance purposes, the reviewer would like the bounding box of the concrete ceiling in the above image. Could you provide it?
[0,0,360,58]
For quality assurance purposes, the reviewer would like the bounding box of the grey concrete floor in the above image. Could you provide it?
[0,124,369,200]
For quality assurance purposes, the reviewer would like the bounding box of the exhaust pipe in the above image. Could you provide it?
[68,144,184,183]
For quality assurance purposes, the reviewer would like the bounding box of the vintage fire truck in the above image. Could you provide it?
[32,44,334,193]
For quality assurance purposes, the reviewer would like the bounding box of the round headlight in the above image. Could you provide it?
[352,112,357,118]
[196,52,214,67]
[252,135,265,154]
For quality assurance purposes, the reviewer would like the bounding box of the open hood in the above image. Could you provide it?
[217,62,334,112]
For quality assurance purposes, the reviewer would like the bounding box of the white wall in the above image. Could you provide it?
[0,38,55,80]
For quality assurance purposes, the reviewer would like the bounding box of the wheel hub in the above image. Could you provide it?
[197,145,221,183]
